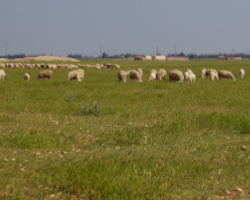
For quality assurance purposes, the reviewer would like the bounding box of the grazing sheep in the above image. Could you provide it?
[0,69,6,81]
[206,68,219,80]
[148,69,157,81]
[114,64,120,68]
[189,73,196,83]
[210,71,216,82]
[218,70,236,80]
[129,70,142,83]
[117,70,128,82]
[37,70,53,80]
[157,69,167,80]
[136,68,143,77]
[169,69,184,82]
[239,69,245,79]
[66,69,84,81]
[201,68,207,78]
[0,63,5,68]
[24,73,30,81]
[184,71,190,82]
[186,69,193,75]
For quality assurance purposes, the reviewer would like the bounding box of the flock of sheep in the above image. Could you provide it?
[0,69,84,81]
[0,62,120,69]
[0,65,246,83]
[118,68,245,83]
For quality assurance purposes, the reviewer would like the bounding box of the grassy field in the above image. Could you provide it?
[0,59,250,199]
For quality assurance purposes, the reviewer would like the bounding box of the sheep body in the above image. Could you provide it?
[169,69,184,82]
[37,70,53,80]
[239,69,245,79]
[218,70,236,80]
[148,69,157,81]
[136,68,143,77]
[129,70,142,82]
[117,70,128,82]
[186,69,193,75]
[0,69,6,81]
[201,68,207,78]
[24,73,30,81]
[210,71,215,81]
[184,71,190,82]
[207,68,219,80]
[66,69,84,81]
[148,72,156,81]
[157,69,167,80]
[189,73,196,83]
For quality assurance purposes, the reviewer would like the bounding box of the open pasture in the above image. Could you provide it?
[0,59,250,199]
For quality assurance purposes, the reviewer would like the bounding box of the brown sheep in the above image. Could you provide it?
[37,70,53,80]
[218,70,236,80]
[169,69,184,82]
[129,70,142,83]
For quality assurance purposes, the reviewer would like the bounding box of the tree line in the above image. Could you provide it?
[1,52,250,59]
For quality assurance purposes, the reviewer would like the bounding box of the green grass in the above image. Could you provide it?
[0,59,250,199]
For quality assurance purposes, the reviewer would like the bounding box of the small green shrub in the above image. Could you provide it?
[80,101,101,116]
[66,91,74,102]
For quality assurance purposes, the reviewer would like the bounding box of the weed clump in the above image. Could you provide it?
[80,101,101,116]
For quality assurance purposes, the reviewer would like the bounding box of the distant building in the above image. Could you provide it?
[155,55,166,60]
[145,55,152,60]
[218,56,227,59]
[229,57,242,60]
[134,56,145,61]
[167,57,189,61]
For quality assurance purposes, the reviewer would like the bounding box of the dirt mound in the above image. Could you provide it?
[12,57,34,61]
[2,56,79,62]
[33,56,79,62]
[0,58,9,62]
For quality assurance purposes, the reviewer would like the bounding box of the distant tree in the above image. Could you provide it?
[101,52,109,58]
[68,54,82,59]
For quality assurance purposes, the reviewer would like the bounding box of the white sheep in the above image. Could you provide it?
[0,69,6,81]
[201,68,207,78]
[210,71,216,82]
[136,68,143,77]
[66,69,84,81]
[37,70,53,80]
[157,69,167,80]
[24,73,30,81]
[239,69,245,79]
[148,69,157,81]
[207,68,219,80]
[189,73,196,83]
[117,70,128,82]
[184,71,190,82]
[186,69,194,75]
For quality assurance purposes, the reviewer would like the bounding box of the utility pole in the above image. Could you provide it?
[157,47,158,55]
[174,45,177,57]
[99,45,103,59]
[232,48,235,57]
[5,43,8,58]
[194,48,196,59]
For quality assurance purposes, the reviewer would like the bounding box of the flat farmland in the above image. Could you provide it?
[0,59,250,199]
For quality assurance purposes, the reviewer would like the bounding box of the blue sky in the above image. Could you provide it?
[0,0,249,56]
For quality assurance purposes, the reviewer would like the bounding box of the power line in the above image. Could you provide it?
[99,45,103,59]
